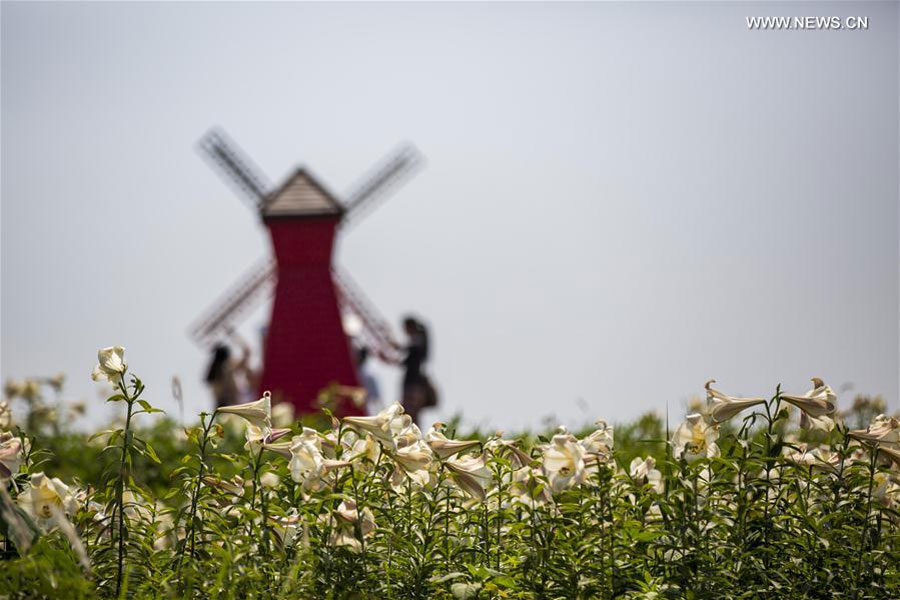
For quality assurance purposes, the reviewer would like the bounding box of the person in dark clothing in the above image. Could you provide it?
[392,316,436,424]
[205,334,252,410]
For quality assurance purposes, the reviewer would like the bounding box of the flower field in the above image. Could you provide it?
[2,347,899,599]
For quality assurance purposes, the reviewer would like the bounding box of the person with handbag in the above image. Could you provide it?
[390,316,437,424]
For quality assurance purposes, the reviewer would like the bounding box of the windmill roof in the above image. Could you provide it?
[262,168,344,219]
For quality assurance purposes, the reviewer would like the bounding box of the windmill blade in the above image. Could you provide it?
[341,143,424,227]
[188,258,277,348]
[332,266,403,363]
[198,128,271,208]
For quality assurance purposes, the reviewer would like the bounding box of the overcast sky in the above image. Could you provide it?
[2,2,898,431]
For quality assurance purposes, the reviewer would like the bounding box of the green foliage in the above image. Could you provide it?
[2,364,900,599]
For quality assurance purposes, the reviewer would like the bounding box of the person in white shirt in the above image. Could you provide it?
[356,346,382,414]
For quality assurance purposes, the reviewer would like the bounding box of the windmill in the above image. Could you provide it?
[189,128,422,416]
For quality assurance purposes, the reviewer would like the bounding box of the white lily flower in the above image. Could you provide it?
[800,412,836,432]
[484,435,533,469]
[217,392,272,431]
[296,426,326,452]
[629,456,663,494]
[262,440,293,458]
[91,346,127,385]
[0,431,28,480]
[47,372,66,392]
[289,434,326,491]
[343,402,411,449]
[425,423,480,459]
[0,398,11,429]
[445,453,493,501]
[782,378,837,419]
[872,471,900,508]
[330,499,375,553]
[581,420,614,470]
[542,431,587,493]
[271,402,296,428]
[17,472,79,522]
[394,421,425,451]
[850,414,900,446]
[705,380,766,424]
[509,466,552,506]
[346,433,382,469]
[19,379,40,401]
[260,471,280,489]
[672,413,719,461]
[783,443,818,467]
[4,380,24,399]
[393,439,434,487]
[581,419,614,454]
[289,430,351,491]
[876,446,900,469]
[244,424,291,454]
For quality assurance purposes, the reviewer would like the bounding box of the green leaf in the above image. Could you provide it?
[432,572,468,583]
[87,429,116,443]
[143,441,162,464]
[137,399,165,414]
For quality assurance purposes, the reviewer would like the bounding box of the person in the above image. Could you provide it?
[355,346,382,413]
[391,316,437,424]
[204,334,252,409]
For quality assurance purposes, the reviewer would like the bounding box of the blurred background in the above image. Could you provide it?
[1,2,897,431]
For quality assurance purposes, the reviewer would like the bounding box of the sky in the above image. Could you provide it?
[2,1,898,431]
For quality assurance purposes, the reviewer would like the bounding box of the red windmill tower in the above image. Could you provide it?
[189,128,421,416]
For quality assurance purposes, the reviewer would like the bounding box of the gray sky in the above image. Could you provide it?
[2,2,898,431]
